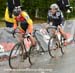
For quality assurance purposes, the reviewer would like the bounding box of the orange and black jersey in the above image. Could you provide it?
[13,11,33,33]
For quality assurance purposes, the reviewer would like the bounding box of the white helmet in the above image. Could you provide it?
[50,4,59,10]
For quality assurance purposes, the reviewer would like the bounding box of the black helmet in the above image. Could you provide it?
[13,6,21,16]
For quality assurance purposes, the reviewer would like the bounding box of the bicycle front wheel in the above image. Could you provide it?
[48,36,64,58]
[9,42,26,69]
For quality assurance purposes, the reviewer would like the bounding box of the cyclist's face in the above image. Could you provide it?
[51,8,57,14]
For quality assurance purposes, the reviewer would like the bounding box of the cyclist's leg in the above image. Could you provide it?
[52,24,57,35]
[58,25,67,39]
[58,25,72,46]
[58,25,71,39]
[27,24,36,46]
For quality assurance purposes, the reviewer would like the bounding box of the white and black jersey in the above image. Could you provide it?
[47,10,64,27]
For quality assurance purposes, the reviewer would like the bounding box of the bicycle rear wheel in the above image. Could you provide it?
[9,42,27,69]
[48,36,64,58]
[28,42,45,65]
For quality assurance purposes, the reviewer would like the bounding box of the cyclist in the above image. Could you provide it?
[12,6,36,46]
[47,4,71,45]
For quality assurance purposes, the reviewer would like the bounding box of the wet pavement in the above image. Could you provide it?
[0,43,75,73]
[0,20,75,73]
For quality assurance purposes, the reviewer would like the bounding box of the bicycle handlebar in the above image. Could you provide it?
[5,28,31,39]
[4,28,14,37]
[46,26,57,33]
[47,26,57,29]
[5,28,22,38]
[33,26,57,34]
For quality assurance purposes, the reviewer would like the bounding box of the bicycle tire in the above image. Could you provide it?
[48,36,64,58]
[28,42,45,65]
[9,42,26,69]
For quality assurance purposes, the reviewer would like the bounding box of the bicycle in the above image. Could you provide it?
[5,28,46,69]
[5,29,33,69]
[46,26,64,58]
[28,29,49,64]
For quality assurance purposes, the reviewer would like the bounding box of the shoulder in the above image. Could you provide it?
[21,11,30,20]
[21,11,28,16]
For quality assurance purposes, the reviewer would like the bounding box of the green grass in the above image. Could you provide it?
[0,22,6,28]
[33,19,46,24]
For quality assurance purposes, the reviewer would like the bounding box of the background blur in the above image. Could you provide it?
[0,0,75,20]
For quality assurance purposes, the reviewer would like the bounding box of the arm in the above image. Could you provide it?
[21,11,33,25]
[21,11,33,34]
[47,10,52,24]
[13,17,17,30]
[27,24,33,34]
[60,12,65,25]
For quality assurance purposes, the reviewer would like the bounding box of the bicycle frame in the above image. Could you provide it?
[5,28,32,53]
[47,26,61,37]
[15,33,32,52]
[46,26,64,45]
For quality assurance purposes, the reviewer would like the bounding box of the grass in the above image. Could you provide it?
[33,19,46,24]
[0,22,6,28]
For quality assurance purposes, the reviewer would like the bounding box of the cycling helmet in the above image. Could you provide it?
[50,4,59,10]
[13,6,21,16]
